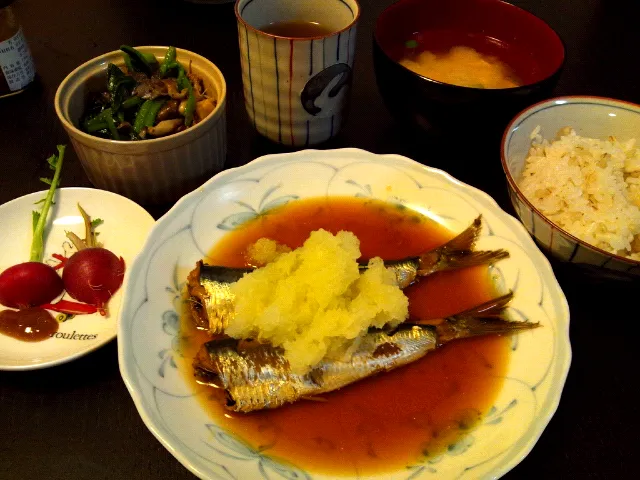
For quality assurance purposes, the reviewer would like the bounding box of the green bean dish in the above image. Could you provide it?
[80,46,217,141]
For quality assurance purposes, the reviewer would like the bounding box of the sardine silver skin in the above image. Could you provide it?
[193,292,538,413]
[199,266,248,333]
[195,325,438,413]
[187,215,509,334]
[187,263,247,332]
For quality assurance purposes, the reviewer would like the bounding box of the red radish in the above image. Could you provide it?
[0,262,64,309]
[0,146,66,311]
[62,247,125,315]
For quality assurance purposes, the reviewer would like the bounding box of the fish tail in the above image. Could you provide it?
[435,292,539,345]
[416,215,509,275]
[441,215,483,252]
[458,291,514,317]
[427,248,510,274]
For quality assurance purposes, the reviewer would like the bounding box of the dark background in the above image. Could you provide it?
[0,0,637,478]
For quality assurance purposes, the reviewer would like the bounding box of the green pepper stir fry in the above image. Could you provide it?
[80,46,217,141]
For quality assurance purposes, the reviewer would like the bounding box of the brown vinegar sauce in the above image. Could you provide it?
[0,307,58,341]
[179,197,510,476]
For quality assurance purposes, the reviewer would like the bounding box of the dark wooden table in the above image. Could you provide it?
[1,0,637,478]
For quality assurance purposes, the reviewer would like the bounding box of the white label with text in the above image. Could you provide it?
[0,28,36,91]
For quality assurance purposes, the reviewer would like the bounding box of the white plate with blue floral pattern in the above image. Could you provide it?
[118,148,571,480]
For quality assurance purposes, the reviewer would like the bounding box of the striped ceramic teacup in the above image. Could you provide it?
[235,0,360,146]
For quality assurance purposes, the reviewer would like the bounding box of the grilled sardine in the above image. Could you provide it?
[193,292,536,412]
[187,215,508,334]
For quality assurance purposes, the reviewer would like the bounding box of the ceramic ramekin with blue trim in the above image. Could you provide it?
[501,96,640,278]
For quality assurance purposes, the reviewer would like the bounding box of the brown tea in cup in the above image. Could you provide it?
[260,20,334,37]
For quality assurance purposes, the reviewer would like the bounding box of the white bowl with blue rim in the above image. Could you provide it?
[118,148,571,479]
[501,96,640,279]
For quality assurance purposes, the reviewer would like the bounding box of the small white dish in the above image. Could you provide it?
[119,148,571,480]
[0,187,155,370]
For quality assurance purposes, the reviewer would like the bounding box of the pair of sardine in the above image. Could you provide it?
[186,215,509,335]
[187,216,535,413]
[194,292,538,412]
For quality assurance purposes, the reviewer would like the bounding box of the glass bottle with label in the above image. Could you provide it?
[0,0,35,98]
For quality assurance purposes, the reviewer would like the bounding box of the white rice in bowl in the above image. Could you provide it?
[519,126,640,260]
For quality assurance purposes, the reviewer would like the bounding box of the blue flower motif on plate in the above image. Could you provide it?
[217,184,299,231]
[204,424,311,480]
[158,263,185,378]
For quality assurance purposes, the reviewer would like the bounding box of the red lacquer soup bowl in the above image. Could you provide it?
[373,0,565,138]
